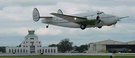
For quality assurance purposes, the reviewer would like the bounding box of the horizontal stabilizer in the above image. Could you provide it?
[40,16,52,18]
[57,9,63,14]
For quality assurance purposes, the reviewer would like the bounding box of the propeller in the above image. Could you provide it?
[96,10,101,24]
[95,10,105,24]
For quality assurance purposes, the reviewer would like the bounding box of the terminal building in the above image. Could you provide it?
[88,39,135,53]
[6,30,58,53]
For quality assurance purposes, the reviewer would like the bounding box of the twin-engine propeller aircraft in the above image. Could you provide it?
[33,8,129,30]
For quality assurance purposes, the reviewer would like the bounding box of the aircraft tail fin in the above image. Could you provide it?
[57,9,63,14]
[33,8,52,22]
[53,9,63,20]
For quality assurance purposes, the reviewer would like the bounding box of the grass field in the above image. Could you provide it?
[0,55,135,58]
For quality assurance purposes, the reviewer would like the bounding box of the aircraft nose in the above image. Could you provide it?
[115,16,121,21]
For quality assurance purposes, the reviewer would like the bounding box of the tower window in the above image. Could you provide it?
[30,42,34,43]
[30,38,34,40]
[30,42,34,46]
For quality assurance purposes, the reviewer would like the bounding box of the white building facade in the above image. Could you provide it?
[6,30,58,53]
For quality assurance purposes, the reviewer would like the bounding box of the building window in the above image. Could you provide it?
[18,49,19,53]
[40,49,41,53]
[30,42,34,43]
[30,42,34,46]
[26,42,28,43]
[15,49,16,53]
[23,46,25,47]
[9,49,11,53]
[51,49,53,53]
[45,49,47,53]
[37,50,39,53]
[26,46,28,47]
[26,50,28,53]
[12,49,13,53]
[30,38,34,40]
[23,49,25,53]
[42,49,44,53]
[54,49,55,53]
[48,49,50,53]
[26,38,28,40]
[39,42,40,44]
[24,42,25,44]
[20,49,22,53]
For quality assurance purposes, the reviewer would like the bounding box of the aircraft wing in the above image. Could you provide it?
[50,13,87,22]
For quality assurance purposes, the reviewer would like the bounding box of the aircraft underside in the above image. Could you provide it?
[42,22,104,28]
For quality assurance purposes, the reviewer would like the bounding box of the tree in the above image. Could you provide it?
[0,47,6,53]
[75,44,88,53]
[57,38,73,53]
[48,44,57,47]
[17,44,21,47]
[80,44,88,51]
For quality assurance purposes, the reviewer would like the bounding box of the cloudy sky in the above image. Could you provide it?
[0,0,135,46]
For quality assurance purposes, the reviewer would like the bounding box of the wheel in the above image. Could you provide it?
[80,24,86,30]
[98,26,102,28]
[46,26,49,28]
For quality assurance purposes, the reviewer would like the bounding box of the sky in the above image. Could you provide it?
[0,0,135,46]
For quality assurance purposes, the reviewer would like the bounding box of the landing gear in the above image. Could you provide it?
[98,26,102,28]
[80,24,87,30]
[46,24,49,28]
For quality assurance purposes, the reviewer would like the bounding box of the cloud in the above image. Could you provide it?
[36,28,62,35]
[62,0,135,6]
[0,0,57,9]
[0,27,32,36]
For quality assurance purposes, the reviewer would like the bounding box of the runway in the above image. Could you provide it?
[0,53,135,56]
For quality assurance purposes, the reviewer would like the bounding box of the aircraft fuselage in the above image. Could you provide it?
[42,12,120,28]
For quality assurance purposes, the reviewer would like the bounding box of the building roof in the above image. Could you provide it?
[25,30,38,37]
[89,39,135,45]
[126,40,135,44]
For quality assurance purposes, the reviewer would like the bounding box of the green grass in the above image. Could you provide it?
[0,55,135,58]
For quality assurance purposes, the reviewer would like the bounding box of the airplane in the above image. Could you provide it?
[33,8,129,30]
